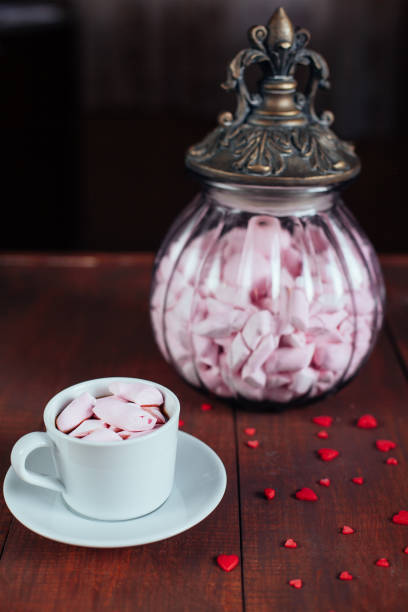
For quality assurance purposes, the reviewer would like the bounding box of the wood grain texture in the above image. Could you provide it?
[237,332,408,612]
[382,255,408,373]
[0,256,242,612]
[0,253,407,612]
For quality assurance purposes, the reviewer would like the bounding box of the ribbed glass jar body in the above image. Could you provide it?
[150,184,385,405]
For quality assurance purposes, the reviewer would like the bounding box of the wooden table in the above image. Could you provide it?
[0,253,406,612]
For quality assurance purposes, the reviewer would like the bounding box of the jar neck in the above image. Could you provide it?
[205,182,341,216]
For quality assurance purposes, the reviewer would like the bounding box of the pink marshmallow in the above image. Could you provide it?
[242,310,276,350]
[309,310,348,331]
[84,428,123,442]
[69,419,107,438]
[280,331,306,348]
[136,387,164,407]
[242,333,278,378]
[242,367,266,389]
[351,289,375,315]
[282,247,302,277]
[141,405,166,424]
[288,367,318,394]
[267,344,314,373]
[192,335,218,366]
[214,283,248,307]
[266,373,291,387]
[234,376,265,400]
[109,382,163,406]
[56,392,96,433]
[288,287,309,331]
[119,425,163,440]
[198,364,224,390]
[93,397,157,431]
[313,342,352,372]
[228,333,250,371]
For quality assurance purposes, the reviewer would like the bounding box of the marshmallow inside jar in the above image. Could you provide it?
[150,185,385,407]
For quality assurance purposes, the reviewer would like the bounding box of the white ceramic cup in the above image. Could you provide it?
[10,377,180,520]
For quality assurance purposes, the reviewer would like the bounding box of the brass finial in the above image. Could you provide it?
[186,8,360,186]
[267,7,294,50]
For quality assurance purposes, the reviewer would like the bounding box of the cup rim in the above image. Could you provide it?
[44,377,180,446]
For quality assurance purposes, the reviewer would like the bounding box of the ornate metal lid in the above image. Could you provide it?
[186,8,360,187]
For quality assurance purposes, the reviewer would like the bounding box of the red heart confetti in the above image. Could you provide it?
[375,558,390,567]
[295,487,318,501]
[244,427,256,436]
[312,416,333,427]
[246,440,259,449]
[341,525,355,535]
[264,488,276,500]
[375,439,396,452]
[318,478,331,487]
[386,457,398,465]
[403,546,408,554]
[318,448,339,462]
[284,539,297,548]
[338,571,353,581]
[201,403,212,411]
[351,477,364,485]
[317,430,329,439]
[356,414,378,429]
[288,579,302,589]
[178,419,185,428]
[216,554,239,572]
[392,511,408,525]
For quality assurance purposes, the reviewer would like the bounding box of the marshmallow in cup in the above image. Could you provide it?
[10,377,180,520]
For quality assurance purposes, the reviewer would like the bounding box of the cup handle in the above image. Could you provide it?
[11,432,64,493]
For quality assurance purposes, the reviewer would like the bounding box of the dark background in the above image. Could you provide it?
[0,0,407,253]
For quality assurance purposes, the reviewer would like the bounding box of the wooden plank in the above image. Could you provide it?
[0,252,153,268]
[0,260,242,612]
[381,255,408,372]
[237,332,408,612]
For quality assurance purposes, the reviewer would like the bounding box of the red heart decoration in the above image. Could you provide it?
[264,488,276,500]
[244,427,256,436]
[392,510,408,525]
[403,546,408,554]
[338,571,353,581]
[312,416,333,427]
[288,579,302,589]
[317,448,339,462]
[386,457,398,465]
[351,477,364,485]
[375,439,396,452]
[356,414,378,429]
[295,487,318,501]
[317,430,329,439]
[246,440,259,449]
[217,554,239,572]
[375,558,390,567]
[341,525,355,535]
[201,403,212,411]
[284,538,297,548]
[318,478,331,487]
[178,419,185,428]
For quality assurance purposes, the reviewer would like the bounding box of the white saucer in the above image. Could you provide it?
[3,431,226,548]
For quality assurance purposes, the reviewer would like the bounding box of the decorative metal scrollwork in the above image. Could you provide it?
[187,8,359,183]
[218,8,333,131]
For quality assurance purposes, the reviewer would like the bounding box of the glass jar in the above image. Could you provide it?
[150,184,384,404]
[150,8,385,406]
